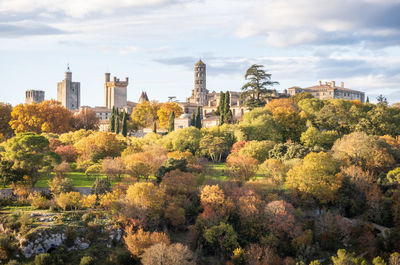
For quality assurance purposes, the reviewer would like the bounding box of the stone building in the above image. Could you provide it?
[104,73,129,110]
[138,91,149,103]
[57,66,80,110]
[288,81,365,102]
[188,60,208,106]
[25,90,44,104]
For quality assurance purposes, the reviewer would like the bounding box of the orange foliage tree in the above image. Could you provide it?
[10,100,73,134]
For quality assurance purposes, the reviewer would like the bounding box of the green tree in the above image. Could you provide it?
[195,107,202,129]
[300,126,339,149]
[1,133,57,187]
[216,91,225,117]
[115,115,120,134]
[168,111,175,133]
[110,107,115,132]
[0,102,13,138]
[121,111,128,137]
[241,64,279,108]
[200,134,230,162]
[153,121,157,133]
[190,112,196,127]
[203,222,239,257]
[331,249,368,265]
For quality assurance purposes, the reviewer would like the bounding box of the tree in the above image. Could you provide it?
[332,132,396,176]
[124,227,170,258]
[55,145,78,163]
[285,152,342,205]
[195,106,202,129]
[142,243,195,265]
[115,115,120,134]
[126,182,166,215]
[163,127,202,154]
[377,94,388,107]
[241,64,279,108]
[168,111,175,133]
[157,102,183,129]
[390,252,400,265]
[155,158,188,182]
[53,161,70,178]
[48,176,74,196]
[1,133,56,187]
[300,126,339,149]
[238,140,276,163]
[110,107,116,132]
[190,112,196,127]
[226,154,259,183]
[56,191,82,210]
[203,222,239,257]
[121,111,128,137]
[216,92,225,116]
[131,101,160,129]
[200,135,230,162]
[91,178,111,195]
[0,102,13,138]
[238,108,283,142]
[10,100,73,134]
[265,200,301,239]
[72,109,99,130]
[153,121,157,133]
[331,249,367,265]
[268,142,309,160]
[102,157,125,181]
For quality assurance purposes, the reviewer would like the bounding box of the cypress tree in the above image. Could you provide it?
[366,96,370,103]
[191,112,196,126]
[195,106,202,129]
[110,109,115,133]
[122,111,127,137]
[153,121,157,133]
[115,116,120,134]
[224,91,231,124]
[168,111,175,133]
[217,91,225,116]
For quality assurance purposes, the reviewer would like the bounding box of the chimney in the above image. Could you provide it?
[341,81,344,88]
[331,81,335,88]
[318,81,322,86]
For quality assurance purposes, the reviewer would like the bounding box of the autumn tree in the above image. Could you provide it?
[203,222,239,257]
[200,134,230,162]
[10,100,73,134]
[226,154,259,183]
[285,152,342,205]
[163,127,202,154]
[157,102,183,129]
[131,101,160,129]
[1,133,58,187]
[55,145,78,163]
[72,108,99,130]
[141,243,195,265]
[126,182,166,217]
[102,157,125,181]
[332,132,396,176]
[124,227,170,258]
[56,191,82,210]
[238,140,276,163]
[300,126,339,149]
[241,64,279,108]
[0,102,13,138]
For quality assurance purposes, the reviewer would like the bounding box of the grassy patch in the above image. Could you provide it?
[35,172,109,188]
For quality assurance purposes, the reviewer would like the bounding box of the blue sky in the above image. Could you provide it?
[1,0,400,106]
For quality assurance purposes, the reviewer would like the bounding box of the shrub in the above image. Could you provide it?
[0,234,15,261]
[28,192,50,209]
[81,194,97,209]
[48,177,74,196]
[34,253,52,265]
[91,178,111,196]
[56,191,82,210]
[55,145,78,163]
[80,256,95,265]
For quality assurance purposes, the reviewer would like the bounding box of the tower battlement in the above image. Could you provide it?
[104,73,129,109]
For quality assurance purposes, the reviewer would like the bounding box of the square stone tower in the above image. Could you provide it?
[104,73,129,109]
[57,66,80,110]
[25,90,45,104]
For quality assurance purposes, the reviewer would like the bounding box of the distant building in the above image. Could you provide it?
[104,73,129,110]
[25,90,44,104]
[288,81,365,103]
[57,66,80,110]
[138,91,149,103]
[188,60,208,106]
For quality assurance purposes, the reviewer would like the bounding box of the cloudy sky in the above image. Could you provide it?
[1,0,400,106]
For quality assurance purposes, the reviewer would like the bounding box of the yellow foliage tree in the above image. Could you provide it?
[124,226,170,258]
[285,152,342,205]
[126,183,166,215]
[131,101,160,129]
[10,100,73,134]
[157,102,183,129]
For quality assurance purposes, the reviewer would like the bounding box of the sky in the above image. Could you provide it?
[1,0,400,106]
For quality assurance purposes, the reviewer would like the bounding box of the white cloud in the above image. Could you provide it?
[119,45,139,54]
